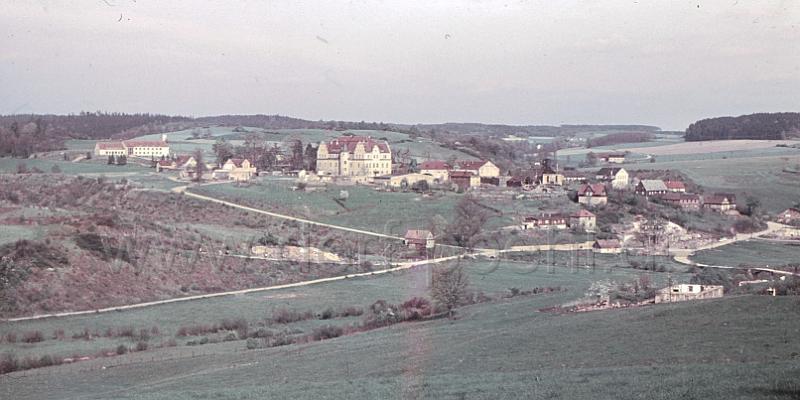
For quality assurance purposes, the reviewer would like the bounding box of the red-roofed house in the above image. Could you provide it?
[404,230,435,250]
[449,171,481,191]
[703,193,737,212]
[569,209,597,232]
[219,158,257,181]
[662,192,701,210]
[593,239,622,254]
[419,160,451,183]
[316,136,392,177]
[577,184,608,207]
[664,180,686,193]
[453,160,500,178]
[523,213,568,230]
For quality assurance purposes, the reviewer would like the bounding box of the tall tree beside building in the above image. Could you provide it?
[304,143,317,171]
[212,138,234,164]
[193,149,206,182]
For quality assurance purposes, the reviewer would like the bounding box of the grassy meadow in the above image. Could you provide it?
[691,240,800,268]
[0,257,685,361]
[2,293,797,399]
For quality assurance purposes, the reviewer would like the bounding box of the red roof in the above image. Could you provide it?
[449,170,476,178]
[405,230,433,241]
[325,136,390,154]
[456,160,488,170]
[665,181,686,190]
[123,140,169,148]
[571,209,595,218]
[157,159,174,167]
[96,141,125,150]
[420,160,451,170]
[577,184,607,196]
[594,239,621,248]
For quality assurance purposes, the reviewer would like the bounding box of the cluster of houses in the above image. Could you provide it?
[95,136,258,183]
[155,155,257,182]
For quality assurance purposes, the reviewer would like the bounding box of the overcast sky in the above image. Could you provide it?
[1,1,798,130]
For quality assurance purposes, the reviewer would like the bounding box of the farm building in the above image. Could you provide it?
[777,207,800,225]
[569,209,596,232]
[596,167,629,189]
[592,239,622,254]
[95,136,170,158]
[654,284,723,304]
[664,180,686,193]
[577,183,608,207]
[316,136,392,177]
[380,173,437,190]
[703,193,737,212]
[561,169,586,183]
[404,230,435,250]
[450,171,481,191]
[662,192,701,210]
[599,153,625,164]
[419,160,451,183]
[454,160,500,178]
[635,180,669,197]
[523,213,568,230]
[155,155,196,172]
[218,158,257,182]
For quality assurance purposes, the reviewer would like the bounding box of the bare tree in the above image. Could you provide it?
[431,264,469,318]
[445,195,490,248]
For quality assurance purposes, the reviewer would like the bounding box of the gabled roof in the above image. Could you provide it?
[226,158,248,168]
[420,160,451,170]
[405,230,433,240]
[594,239,621,248]
[597,167,623,176]
[639,179,668,192]
[704,194,735,205]
[456,160,489,170]
[664,180,686,190]
[577,183,607,196]
[524,213,568,223]
[324,136,390,154]
[96,141,125,150]
[175,155,195,166]
[571,209,595,218]
[157,159,174,167]
[449,170,476,178]
[123,140,169,148]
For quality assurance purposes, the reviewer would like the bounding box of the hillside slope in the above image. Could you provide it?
[3,296,798,399]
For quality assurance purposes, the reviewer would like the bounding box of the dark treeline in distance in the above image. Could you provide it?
[685,112,800,141]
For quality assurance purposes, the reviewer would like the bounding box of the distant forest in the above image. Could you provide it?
[685,112,800,141]
[0,113,192,157]
[0,111,662,158]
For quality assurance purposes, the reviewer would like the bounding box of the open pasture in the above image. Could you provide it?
[0,257,683,360]
[691,240,800,268]
[624,139,800,156]
[2,293,797,400]
[625,154,800,213]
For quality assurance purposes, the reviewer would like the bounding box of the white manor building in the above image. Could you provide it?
[95,134,170,158]
[316,136,392,177]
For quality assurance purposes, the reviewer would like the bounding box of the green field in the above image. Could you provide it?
[189,179,469,235]
[0,225,41,245]
[691,240,800,268]
[623,155,800,213]
[2,292,797,399]
[0,257,683,360]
